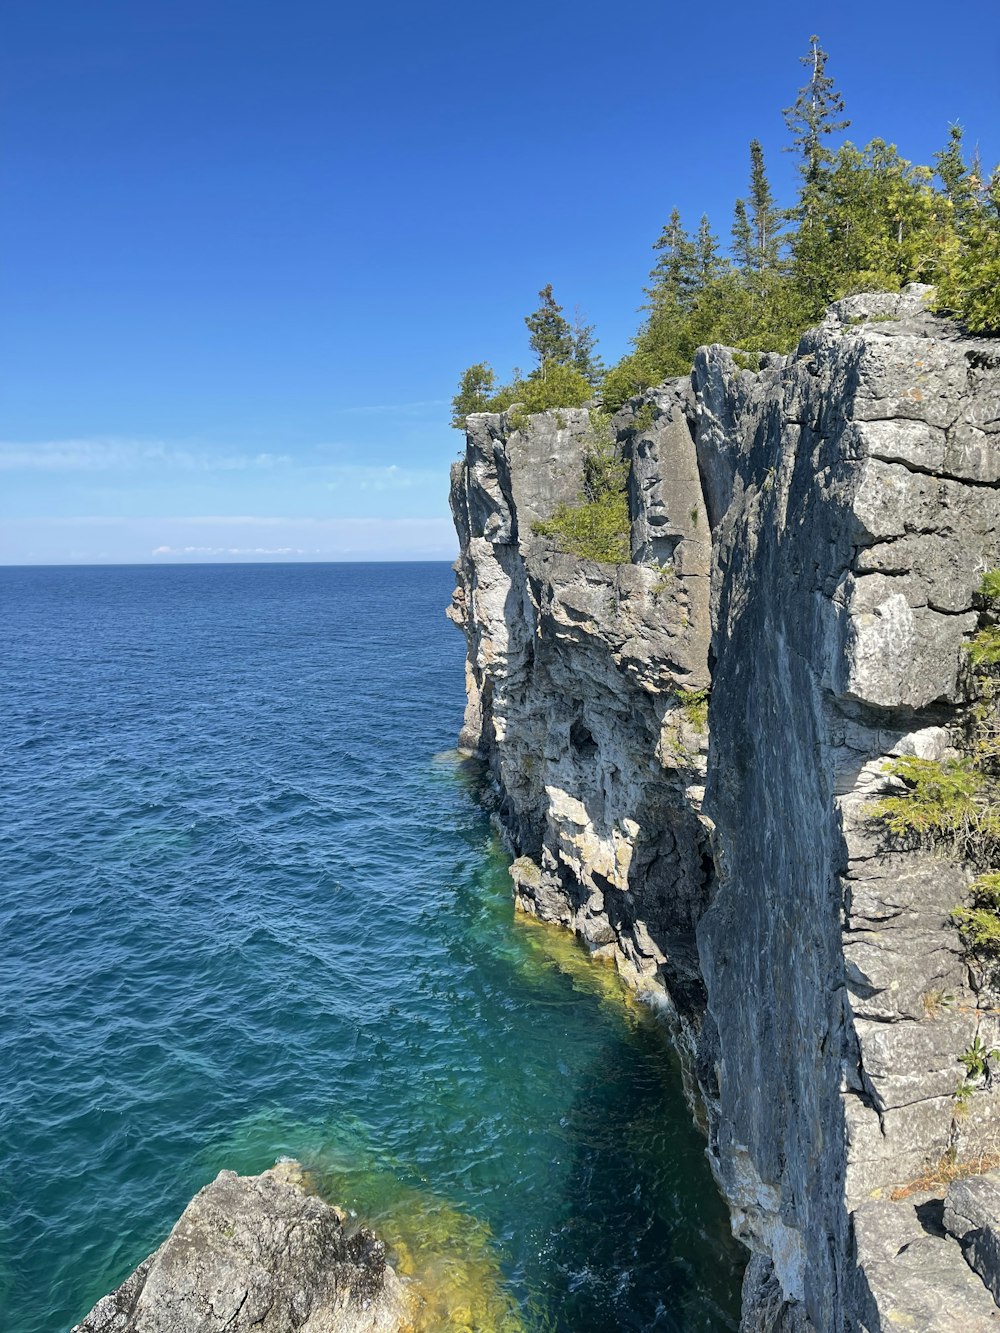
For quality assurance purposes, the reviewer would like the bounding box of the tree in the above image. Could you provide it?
[524,284,574,371]
[747,140,783,273]
[935,124,980,234]
[782,34,850,191]
[571,310,604,386]
[938,164,1000,333]
[731,198,754,269]
[647,208,699,306]
[451,362,496,429]
[695,214,723,284]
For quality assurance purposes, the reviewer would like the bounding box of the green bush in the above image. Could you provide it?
[953,873,1000,954]
[967,570,1000,667]
[869,755,981,839]
[674,687,710,729]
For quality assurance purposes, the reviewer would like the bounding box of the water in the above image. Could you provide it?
[0,562,743,1332]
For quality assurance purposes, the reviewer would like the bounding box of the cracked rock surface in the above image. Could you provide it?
[71,1163,408,1333]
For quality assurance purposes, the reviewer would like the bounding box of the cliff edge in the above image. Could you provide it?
[448,286,1000,1330]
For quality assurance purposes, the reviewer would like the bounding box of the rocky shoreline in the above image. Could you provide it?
[71,1162,408,1333]
[448,287,1000,1330]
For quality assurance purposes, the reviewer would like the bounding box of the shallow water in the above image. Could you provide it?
[0,562,743,1332]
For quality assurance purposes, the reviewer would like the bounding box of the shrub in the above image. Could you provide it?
[967,570,1000,668]
[953,872,1000,955]
[869,755,981,840]
[674,687,710,730]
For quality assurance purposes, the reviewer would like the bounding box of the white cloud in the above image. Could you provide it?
[0,515,458,564]
[151,545,306,556]
[0,439,292,472]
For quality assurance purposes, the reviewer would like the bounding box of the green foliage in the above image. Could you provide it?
[934,130,1000,334]
[967,569,1000,667]
[631,401,656,434]
[570,312,604,386]
[532,420,630,564]
[674,687,710,730]
[451,362,497,429]
[457,39,998,431]
[525,284,574,367]
[869,755,981,839]
[959,1035,1000,1081]
[782,35,850,190]
[516,362,592,414]
[952,873,1000,955]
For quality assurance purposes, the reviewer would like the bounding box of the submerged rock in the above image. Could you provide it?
[71,1162,409,1333]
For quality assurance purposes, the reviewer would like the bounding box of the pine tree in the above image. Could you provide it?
[695,214,722,284]
[782,35,850,190]
[731,198,753,269]
[570,311,604,386]
[747,140,782,272]
[524,285,574,372]
[935,124,979,233]
[647,208,699,306]
[451,362,497,429]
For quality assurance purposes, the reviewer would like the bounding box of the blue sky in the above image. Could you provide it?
[3,0,998,564]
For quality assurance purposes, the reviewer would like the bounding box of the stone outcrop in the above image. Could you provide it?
[449,285,1000,1330]
[71,1162,408,1333]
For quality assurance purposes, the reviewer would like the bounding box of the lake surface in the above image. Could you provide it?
[0,561,743,1331]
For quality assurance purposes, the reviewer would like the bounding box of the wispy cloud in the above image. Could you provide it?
[335,399,447,417]
[324,463,443,492]
[0,514,457,564]
[0,439,292,472]
[152,545,306,556]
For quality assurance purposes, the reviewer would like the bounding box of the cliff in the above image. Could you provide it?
[448,286,1000,1331]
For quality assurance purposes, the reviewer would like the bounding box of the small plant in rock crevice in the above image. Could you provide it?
[674,687,710,730]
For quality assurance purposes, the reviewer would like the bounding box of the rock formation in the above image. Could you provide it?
[71,1162,408,1333]
[449,286,1000,1330]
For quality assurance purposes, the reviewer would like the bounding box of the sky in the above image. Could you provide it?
[2,0,998,564]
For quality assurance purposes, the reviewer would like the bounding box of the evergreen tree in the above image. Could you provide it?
[782,34,850,190]
[731,198,753,269]
[747,140,782,272]
[524,284,574,371]
[647,208,699,306]
[571,311,604,386]
[935,124,979,233]
[938,164,1000,332]
[695,214,722,284]
[450,362,497,429]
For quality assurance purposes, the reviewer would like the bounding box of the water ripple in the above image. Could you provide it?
[0,563,742,1332]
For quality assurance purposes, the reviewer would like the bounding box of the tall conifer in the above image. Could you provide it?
[782,35,850,190]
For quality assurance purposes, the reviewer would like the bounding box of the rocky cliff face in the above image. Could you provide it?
[449,287,1000,1331]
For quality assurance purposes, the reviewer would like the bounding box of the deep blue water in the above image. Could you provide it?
[0,562,743,1332]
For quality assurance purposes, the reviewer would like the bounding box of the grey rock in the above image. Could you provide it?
[71,1163,408,1333]
[945,1173,1000,1306]
[853,1193,1000,1330]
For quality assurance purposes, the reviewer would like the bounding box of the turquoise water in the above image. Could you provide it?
[0,562,743,1331]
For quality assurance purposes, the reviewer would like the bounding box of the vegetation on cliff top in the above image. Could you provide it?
[452,35,1000,426]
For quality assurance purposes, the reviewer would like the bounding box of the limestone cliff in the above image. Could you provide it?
[448,286,1000,1331]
